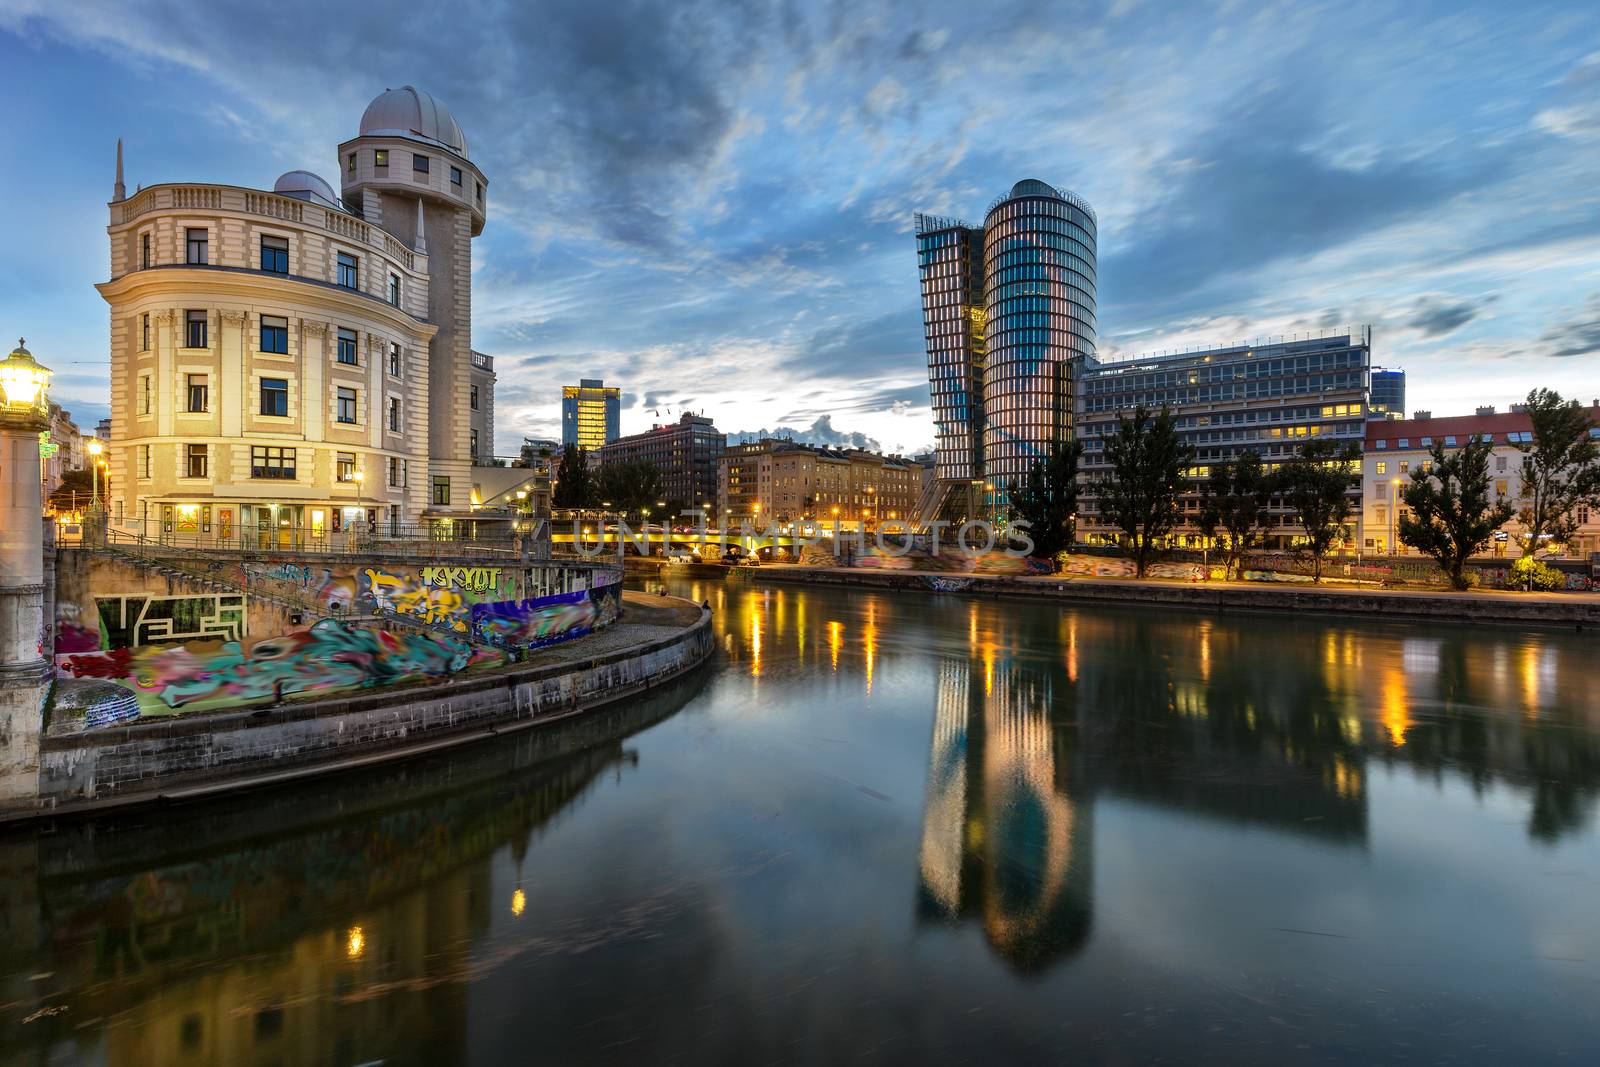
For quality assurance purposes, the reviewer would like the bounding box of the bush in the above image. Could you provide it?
[1511,556,1563,592]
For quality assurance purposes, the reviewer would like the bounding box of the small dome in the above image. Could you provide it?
[359,85,468,158]
[273,169,340,208]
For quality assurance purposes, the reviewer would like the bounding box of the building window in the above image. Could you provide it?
[470,429,479,459]
[186,227,208,265]
[476,181,483,206]
[347,153,357,173]
[251,445,296,479]
[337,452,357,482]
[1495,479,1508,497]
[1398,460,1409,474]
[432,476,450,506]
[388,273,400,306]
[388,342,402,377]
[336,251,359,289]
[259,377,289,417]
[1496,455,1507,472]
[1375,461,1386,476]
[184,309,207,349]
[388,396,401,432]
[470,384,479,410]
[186,443,208,478]
[140,232,151,269]
[260,235,289,274]
[337,386,358,424]
[141,444,151,478]
[336,327,359,365]
[187,373,208,412]
[450,166,462,186]
[413,153,430,175]
[140,375,151,415]
[389,456,406,487]
[374,149,388,168]
[260,315,288,354]
[141,312,150,351]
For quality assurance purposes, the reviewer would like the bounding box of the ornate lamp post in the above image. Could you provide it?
[85,438,102,510]
[1,339,54,809]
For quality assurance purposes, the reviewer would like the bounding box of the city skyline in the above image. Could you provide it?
[2,1,1598,457]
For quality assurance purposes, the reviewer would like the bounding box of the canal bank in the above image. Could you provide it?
[3,592,712,824]
[749,565,1600,628]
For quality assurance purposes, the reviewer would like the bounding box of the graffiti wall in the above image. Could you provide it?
[56,619,505,714]
[470,582,624,650]
[357,564,519,634]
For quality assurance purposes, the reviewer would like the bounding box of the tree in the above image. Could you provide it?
[1198,451,1273,580]
[1279,439,1359,584]
[1005,439,1084,569]
[1093,405,1194,578]
[594,460,664,518]
[551,447,593,510]
[1514,388,1600,564]
[1397,437,1513,590]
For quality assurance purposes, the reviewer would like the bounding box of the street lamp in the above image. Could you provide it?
[1389,477,1400,556]
[0,338,53,709]
[0,339,51,418]
[86,438,103,511]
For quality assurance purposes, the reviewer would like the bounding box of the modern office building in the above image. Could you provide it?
[561,378,620,450]
[718,439,926,528]
[916,179,1097,522]
[99,85,492,542]
[1369,367,1405,420]
[1360,405,1600,556]
[595,412,725,512]
[1075,330,1372,549]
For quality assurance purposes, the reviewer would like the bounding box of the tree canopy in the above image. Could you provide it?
[1398,436,1513,590]
[1279,439,1359,583]
[1514,388,1600,561]
[1005,439,1083,568]
[1198,451,1273,580]
[1093,405,1194,578]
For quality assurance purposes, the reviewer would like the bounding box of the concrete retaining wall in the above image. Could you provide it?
[24,602,712,818]
[753,567,1600,629]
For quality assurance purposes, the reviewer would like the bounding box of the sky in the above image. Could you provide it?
[1,0,1598,457]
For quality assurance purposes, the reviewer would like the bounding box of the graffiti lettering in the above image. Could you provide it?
[95,594,246,650]
[419,566,505,593]
[471,584,622,650]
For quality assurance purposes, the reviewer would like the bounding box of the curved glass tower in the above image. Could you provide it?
[980,180,1097,506]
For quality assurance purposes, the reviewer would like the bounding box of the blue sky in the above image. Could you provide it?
[2,0,1598,455]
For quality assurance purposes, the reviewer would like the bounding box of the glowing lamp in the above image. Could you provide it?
[0,339,51,419]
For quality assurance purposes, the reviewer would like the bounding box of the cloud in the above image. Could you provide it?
[729,415,883,452]
[1404,294,1496,338]
[1537,293,1600,358]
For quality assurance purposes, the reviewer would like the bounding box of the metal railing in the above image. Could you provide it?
[93,518,522,560]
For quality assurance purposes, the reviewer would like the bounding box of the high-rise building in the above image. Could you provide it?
[595,412,725,513]
[916,179,1097,521]
[561,379,620,450]
[100,85,492,542]
[1369,367,1405,420]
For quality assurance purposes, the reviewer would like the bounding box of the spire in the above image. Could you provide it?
[113,139,126,203]
[414,198,427,255]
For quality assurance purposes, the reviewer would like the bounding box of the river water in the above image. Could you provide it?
[3,578,1599,1064]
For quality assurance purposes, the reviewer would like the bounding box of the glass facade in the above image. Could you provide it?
[915,220,986,483]
[1369,368,1405,420]
[561,378,621,450]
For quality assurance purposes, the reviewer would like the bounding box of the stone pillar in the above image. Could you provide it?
[0,416,51,809]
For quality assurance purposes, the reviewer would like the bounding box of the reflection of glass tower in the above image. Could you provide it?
[914,180,1097,521]
[916,656,1093,973]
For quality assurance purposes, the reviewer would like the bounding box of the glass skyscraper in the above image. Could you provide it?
[1369,367,1405,420]
[561,378,620,450]
[916,180,1097,521]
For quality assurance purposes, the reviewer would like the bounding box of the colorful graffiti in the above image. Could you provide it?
[358,566,517,634]
[96,593,247,649]
[471,583,623,650]
[59,619,504,713]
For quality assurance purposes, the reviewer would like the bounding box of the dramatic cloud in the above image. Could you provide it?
[1537,293,1600,358]
[730,416,884,453]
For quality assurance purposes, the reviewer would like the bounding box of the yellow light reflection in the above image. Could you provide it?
[828,621,842,671]
[1198,619,1212,682]
[1520,643,1541,718]
[345,926,365,959]
[1380,665,1410,746]
[511,888,526,917]
[864,601,878,694]
[749,606,762,678]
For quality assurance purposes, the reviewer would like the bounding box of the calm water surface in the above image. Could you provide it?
[4,579,1600,1065]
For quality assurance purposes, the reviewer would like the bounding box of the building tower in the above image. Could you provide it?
[340,86,489,515]
[915,180,1096,522]
[1369,367,1405,420]
[561,379,621,450]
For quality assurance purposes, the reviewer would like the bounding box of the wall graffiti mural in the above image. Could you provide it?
[95,593,247,649]
[57,619,505,713]
[470,583,623,650]
[357,565,517,634]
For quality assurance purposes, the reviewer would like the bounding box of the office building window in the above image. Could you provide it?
[432,476,450,506]
[260,315,289,354]
[260,377,289,417]
[337,452,357,482]
[336,327,359,365]
[413,153,429,175]
[374,149,388,168]
[185,309,208,349]
[260,235,289,274]
[470,384,479,410]
[336,252,359,289]
[388,273,401,306]
[140,232,151,269]
[186,443,208,478]
[251,445,296,479]
[388,342,402,377]
[388,396,401,432]
[141,312,150,351]
[186,227,208,265]
[337,386,358,424]
[450,166,462,186]
[187,373,208,412]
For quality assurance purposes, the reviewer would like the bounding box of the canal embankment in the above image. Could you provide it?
[5,592,712,824]
[749,566,1600,628]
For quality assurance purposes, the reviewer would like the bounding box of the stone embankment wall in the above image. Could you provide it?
[753,567,1600,628]
[24,602,711,817]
